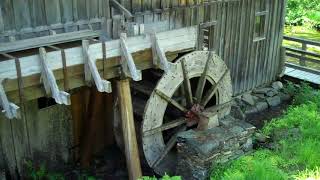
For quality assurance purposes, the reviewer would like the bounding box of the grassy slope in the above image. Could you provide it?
[210,83,320,180]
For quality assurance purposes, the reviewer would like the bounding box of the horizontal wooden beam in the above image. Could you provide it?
[284,46,320,59]
[285,62,320,75]
[1,27,197,103]
[0,30,101,53]
[286,52,320,64]
[283,36,320,47]
[110,0,133,19]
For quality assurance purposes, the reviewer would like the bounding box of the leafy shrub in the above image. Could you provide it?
[283,82,320,107]
[25,161,65,180]
[286,0,320,30]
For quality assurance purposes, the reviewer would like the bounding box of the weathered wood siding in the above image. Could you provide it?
[0,100,73,177]
[126,0,286,94]
[0,0,286,177]
[0,0,110,42]
[0,0,286,94]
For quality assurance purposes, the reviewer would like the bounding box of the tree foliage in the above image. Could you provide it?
[286,0,320,30]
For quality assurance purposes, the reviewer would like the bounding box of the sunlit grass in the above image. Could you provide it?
[294,168,320,180]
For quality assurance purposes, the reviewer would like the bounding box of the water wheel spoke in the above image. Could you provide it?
[181,59,193,107]
[205,100,233,115]
[143,118,187,137]
[155,89,188,113]
[151,125,187,168]
[201,69,229,107]
[195,51,213,103]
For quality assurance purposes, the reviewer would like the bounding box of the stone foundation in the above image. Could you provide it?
[238,81,291,115]
[176,116,255,180]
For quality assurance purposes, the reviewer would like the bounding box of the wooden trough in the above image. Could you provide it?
[0,0,286,179]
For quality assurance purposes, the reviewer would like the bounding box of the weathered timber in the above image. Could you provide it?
[117,79,142,180]
[1,27,197,103]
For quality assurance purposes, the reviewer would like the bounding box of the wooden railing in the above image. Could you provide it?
[283,35,320,75]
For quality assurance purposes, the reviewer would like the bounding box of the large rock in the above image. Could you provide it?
[266,96,281,107]
[279,92,291,101]
[272,81,283,91]
[256,101,269,112]
[176,116,256,180]
[230,105,246,121]
[253,87,273,95]
[266,89,279,97]
[245,106,258,114]
[242,93,255,106]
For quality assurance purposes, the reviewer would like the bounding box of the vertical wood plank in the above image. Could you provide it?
[143,0,153,23]
[0,116,18,178]
[26,100,72,171]
[152,0,161,22]
[223,2,232,66]
[60,0,74,23]
[10,111,31,176]
[77,0,88,20]
[214,2,222,53]
[44,0,61,25]
[0,5,4,32]
[219,2,227,58]
[239,0,249,93]
[88,0,99,19]
[233,1,242,95]
[72,0,79,22]
[246,0,256,90]
[71,88,89,161]
[172,0,182,28]
[277,0,287,76]
[271,0,282,79]
[266,0,277,83]
[12,0,32,30]
[132,0,142,13]
[80,88,105,167]
[29,0,47,27]
[0,0,15,31]
[262,0,271,84]
[161,0,170,30]
[117,79,142,180]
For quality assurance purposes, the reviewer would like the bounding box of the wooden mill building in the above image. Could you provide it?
[0,0,286,178]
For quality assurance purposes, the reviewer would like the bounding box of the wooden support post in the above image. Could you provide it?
[39,47,71,105]
[0,79,20,119]
[120,33,142,81]
[300,43,307,66]
[117,79,142,180]
[150,32,172,72]
[82,40,112,93]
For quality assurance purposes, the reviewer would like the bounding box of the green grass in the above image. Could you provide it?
[210,83,320,180]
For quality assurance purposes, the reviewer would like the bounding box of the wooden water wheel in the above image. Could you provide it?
[114,51,233,175]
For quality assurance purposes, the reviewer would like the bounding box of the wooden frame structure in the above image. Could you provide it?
[0,0,287,178]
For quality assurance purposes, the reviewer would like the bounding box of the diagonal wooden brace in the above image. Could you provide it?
[82,40,112,93]
[39,47,71,105]
[119,33,142,81]
[0,79,20,119]
[150,32,172,72]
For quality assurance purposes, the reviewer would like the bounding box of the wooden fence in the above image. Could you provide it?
[283,35,320,75]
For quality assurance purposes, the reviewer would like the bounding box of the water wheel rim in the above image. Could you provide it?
[142,51,232,175]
